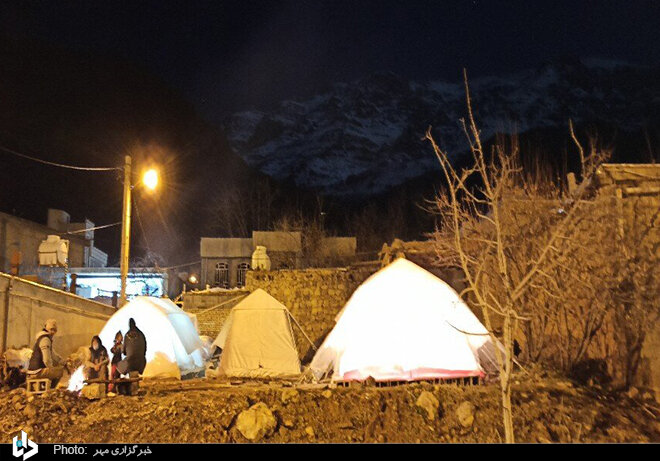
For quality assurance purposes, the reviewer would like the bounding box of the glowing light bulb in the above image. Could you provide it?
[143,169,158,190]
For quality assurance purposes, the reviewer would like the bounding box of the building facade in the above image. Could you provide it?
[0,209,108,278]
[200,231,357,288]
[200,231,303,288]
[66,267,168,305]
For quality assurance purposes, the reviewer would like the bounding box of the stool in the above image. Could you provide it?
[26,378,51,394]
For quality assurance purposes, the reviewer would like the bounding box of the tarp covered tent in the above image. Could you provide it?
[310,258,498,382]
[99,296,205,379]
[214,289,301,377]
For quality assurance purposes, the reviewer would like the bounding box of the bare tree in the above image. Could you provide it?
[273,205,339,268]
[427,71,609,442]
[207,177,279,237]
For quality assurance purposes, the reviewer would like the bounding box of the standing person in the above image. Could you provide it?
[108,331,123,393]
[83,336,109,382]
[27,319,64,388]
[117,318,147,375]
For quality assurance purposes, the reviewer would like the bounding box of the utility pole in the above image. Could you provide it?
[119,155,132,307]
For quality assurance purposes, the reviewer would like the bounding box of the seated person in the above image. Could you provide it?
[83,335,109,382]
[27,319,64,388]
[108,331,123,393]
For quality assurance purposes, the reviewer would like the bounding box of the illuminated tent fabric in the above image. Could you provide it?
[98,297,205,379]
[310,258,497,382]
[215,289,301,377]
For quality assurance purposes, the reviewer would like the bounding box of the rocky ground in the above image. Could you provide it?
[1,375,658,444]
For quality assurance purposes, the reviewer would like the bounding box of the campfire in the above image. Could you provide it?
[67,365,85,392]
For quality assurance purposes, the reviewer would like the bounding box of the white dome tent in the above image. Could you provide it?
[213,289,301,378]
[99,296,205,379]
[310,258,498,382]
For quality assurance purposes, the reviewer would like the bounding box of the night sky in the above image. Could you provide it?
[2,1,659,120]
[1,1,659,264]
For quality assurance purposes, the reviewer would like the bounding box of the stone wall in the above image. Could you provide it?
[182,290,249,337]
[245,265,377,360]
[182,265,378,359]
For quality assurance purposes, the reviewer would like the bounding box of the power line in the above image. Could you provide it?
[0,144,120,172]
[65,222,122,234]
[162,260,202,270]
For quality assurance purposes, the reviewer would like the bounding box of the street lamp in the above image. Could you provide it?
[143,168,158,190]
[119,156,159,307]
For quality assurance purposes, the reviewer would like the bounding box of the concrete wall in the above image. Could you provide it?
[253,231,302,253]
[0,273,115,359]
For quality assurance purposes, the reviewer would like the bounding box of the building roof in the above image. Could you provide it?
[200,237,253,258]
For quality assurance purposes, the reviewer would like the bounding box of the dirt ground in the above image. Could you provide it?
[1,375,659,444]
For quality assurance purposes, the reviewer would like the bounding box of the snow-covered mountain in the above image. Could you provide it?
[224,58,660,196]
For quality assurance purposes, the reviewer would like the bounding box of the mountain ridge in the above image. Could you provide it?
[224,58,660,197]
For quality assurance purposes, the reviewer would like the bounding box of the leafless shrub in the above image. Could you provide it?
[426,70,610,442]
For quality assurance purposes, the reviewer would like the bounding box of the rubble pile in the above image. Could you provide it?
[0,378,658,443]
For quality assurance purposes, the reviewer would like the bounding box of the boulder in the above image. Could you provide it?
[235,402,277,441]
[280,389,300,405]
[415,391,439,420]
[81,383,106,400]
[456,401,475,427]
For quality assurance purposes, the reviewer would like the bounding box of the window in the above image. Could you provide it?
[237,262,250,288]
[214,262,229,288]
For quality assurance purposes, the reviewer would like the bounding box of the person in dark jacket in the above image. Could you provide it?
[27,319,64,388]
[108,331,123,393]
[83,335,109,381]
[117,318,147,375]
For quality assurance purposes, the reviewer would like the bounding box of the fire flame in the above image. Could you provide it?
[67,365,85,392]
